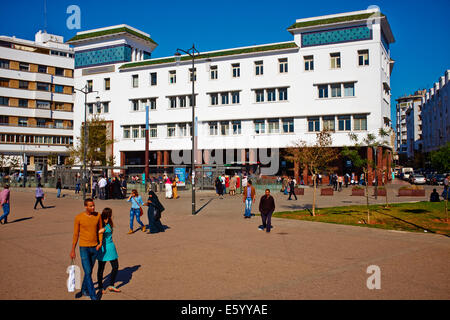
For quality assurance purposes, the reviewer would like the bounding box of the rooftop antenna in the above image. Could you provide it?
[43,0,47,33]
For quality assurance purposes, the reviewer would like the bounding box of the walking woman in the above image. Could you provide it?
[126,189,146,234]
[146,187,165,233]
[172,176,179,199]
[165,176,173,199]
[34,184,46,209]
[96,208,121,294]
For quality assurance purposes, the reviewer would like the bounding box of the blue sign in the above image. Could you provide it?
[174,167,186,186]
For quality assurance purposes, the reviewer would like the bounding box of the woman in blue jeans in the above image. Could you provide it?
[126,189,145,234]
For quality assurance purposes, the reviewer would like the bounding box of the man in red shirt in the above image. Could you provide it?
[0,184,10,224]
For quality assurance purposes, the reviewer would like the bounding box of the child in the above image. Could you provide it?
[96,208,121,294]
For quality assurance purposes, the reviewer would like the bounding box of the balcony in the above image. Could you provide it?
[0,122,73,130]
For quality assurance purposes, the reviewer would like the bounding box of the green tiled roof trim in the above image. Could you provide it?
[67,27,157,45]
[119,42,298,69]
[287,13,386,30]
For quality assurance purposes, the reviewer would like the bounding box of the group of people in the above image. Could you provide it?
[93,176,127,200]
[215,173,242,198]
[70,186,166,300]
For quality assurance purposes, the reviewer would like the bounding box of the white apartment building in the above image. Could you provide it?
[68,9,395,182]
[421,70,450,153]
[0,31,74,173]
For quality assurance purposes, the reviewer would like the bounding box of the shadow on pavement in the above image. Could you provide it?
[6,217,33,224]
[98,265,141,290]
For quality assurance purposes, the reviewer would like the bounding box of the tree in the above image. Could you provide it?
[285,130,339,216]
[341,128,391,224]
[430,143,450,173]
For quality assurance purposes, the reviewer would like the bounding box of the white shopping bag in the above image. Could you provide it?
[66,260,81,292]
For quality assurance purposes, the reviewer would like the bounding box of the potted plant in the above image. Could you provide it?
[352,185,365,196]
[321,187,334,196]
[294,187,304,195]
[398,185,425,197]
[374,186,386,197]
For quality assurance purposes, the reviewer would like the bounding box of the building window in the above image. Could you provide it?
[323,116,335,131]
[179,96,187,108]
[0,97,8,106]
[55,67,64,76]
[189,68,196,82]
[189,95,196,107]
[150,98,157,110]
[232,63,240,78]
[220,121,229,136]
[330,52,341,69]
[344,83,355,97]
[279,88,288,101]
[178,123,188,137]
[169,70,176,84]
[132,75,139,88]
[36,100,50,109]
[268,119,280,133]
[169,97,177,109]
[267,89,276,102]
[18,118,28,127]
[0,78,9,87]
[308,117,320,132]
[232,91,240,104]
[255,61,263,76]
[19,62,29,71]
[232,121,241,135]
[123,126,130,139]
[318,85,328,98]
[87,80,93,92]
[331,84,342,98]
[209,122,218,136]
[221,92,229,105]
[132,126,140,139]
[282,118,294,133]
[37,82,50,91]
[19,80,28,89]
[279,58,288,73]
[36,118,46,127]
[358,50,369,66]
[150,125,157,138]
[210,66,218,80]
[254,120,266,134]
[304,55,314,71]
[103,102,109,113]
[150,72,157,86]
[131,100,139,111]
[54,85,64,93]
[353,115,367,131]
[338,116,351,131]
[255,90,265,103]
[19,99,28,107]
[210,93,218,106]
[38,65,47,73]
[104,78,110,90]
[0,59,9,69]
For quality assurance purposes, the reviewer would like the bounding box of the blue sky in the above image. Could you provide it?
[1,0,449,124]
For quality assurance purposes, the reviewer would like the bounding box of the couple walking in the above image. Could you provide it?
[127,188,165,234]
[70,199,120,300]
[242,181,275,233]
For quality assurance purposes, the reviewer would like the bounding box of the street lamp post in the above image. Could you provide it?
[75,83,99,200]
[174,45,203,215]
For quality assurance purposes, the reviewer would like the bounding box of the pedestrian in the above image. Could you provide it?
[146,187,165,233]
[165,176,173,199]
[215,177,223,198]
[229,174,237,196]
[225,175,230,194]
[127,189,146,234]
[0,184,10,225]
[91,178,97,199]
[338,175,343,191]
[96,207,121,294]
[70,198,103,300]
[98,176,107,200]
[121,176,127,198]
[172,177,179,199]
[75,176,81,194]
[430,189,440,202]
[34,184,46,210]
[56,178,62,198]
[112,177,122,199]
[221,175,226,194]
[243,180,256,219]
[288,178,297,200]
[258,189,275,233]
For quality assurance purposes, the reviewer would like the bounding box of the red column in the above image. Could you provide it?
[294,160,300,184]
[163,151,169,168]
[157,151,162,166]
[377,146,383,185]
[367,147,374,186]
[386,150,392,182]
[303,165,309,185]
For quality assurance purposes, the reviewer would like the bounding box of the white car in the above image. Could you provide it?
[411,174,426,185]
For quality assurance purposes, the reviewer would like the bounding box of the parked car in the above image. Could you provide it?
[410,174,426,185]
[435,174,446,185]
[403,171,413,181]
[425,173,436,185]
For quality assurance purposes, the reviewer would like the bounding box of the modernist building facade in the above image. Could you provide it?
[421,70,450,154]
[68,9,395,183]
[0,31,74,173]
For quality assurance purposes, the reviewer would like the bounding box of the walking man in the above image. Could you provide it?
[56,178,62,198]
[288,178,297,200]
[243,180,255,219]
[259,189,275,233]
[0,184,10,224]
[98,176,107,200]
[70,198,103,300]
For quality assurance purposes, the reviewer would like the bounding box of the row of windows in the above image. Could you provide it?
[85,49,371,91]
[0,59,72,77]
[0,116,72,129]
[307,115,367,132]
[0,133,73,145]
[0,77,72,94]
[317,82,355,99]
[0,97,72,111]
[87,102,110,114]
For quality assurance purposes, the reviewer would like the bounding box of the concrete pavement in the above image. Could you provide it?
[0,185,449,300]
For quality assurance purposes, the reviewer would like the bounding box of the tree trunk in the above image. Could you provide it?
[364,169,370,224]
[312,174,316,217]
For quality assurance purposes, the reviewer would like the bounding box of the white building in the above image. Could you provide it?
[68,9,395,182]
[421,70,450,153]
[0,31,74,173]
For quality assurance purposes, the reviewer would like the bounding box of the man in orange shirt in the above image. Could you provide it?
[70,198,103,300]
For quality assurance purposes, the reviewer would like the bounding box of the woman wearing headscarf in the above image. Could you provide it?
[146,187,165,233]
[165,176,172,199]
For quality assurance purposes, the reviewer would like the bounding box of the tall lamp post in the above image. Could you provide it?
[174,45,205,215]
[75,83,99,200]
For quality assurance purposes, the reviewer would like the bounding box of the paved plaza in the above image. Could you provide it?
[0,184,449,300]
